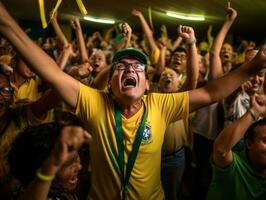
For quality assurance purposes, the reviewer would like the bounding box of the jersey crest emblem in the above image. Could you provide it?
[142,122,152,144]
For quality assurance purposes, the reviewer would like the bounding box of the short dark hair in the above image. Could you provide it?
[8,123,61,186]
[8,113,84,187]
[244,118,266,141]
[171,47,187,57]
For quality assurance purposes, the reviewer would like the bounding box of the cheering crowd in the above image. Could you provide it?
[0,1,265,200]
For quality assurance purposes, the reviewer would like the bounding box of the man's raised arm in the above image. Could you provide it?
[213,94,266,167]
[189,44,266,112]
[178,25,199,90]
[0,2,79,108]
[209,2,237,79]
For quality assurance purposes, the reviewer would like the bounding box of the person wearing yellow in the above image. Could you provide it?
[10,54,42,102]
[1,3,266,199]
[157,25,198,200]
[0,69,59,199]
[76,76,188,199]
[9,54,56,123]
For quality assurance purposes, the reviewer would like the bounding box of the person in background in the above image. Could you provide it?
[0,68,59,199]
[8,120,91,200]
[207,93,266,200]
[1,2,266,199]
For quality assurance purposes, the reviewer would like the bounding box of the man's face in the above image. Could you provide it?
[89,50,106,73]
[53,153,82,191]
[159,69,179,93]
[246,125,266,168]
[198,54,208,82]
[16,58,35,78]
[220,43,233,63]
[242,70,265,94]
[245,49,258,62]
[165,49,171,64]
[170,51,187,73]
[110,57,149,104]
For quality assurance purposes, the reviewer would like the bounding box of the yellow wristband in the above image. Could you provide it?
[36,169,55,182]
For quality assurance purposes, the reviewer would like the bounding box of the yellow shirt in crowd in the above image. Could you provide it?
[11,76,54,123]
[11,76,42,102]
[75,82,189,200]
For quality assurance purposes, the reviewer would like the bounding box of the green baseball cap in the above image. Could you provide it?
[112,48,148,65]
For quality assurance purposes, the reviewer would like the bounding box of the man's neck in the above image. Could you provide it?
[248,152,266,178]
[115,99,143,119]
[223,62,232,73]
[11,72,27,88]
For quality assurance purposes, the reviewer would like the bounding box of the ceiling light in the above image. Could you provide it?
[83,16,115,24]
[166,11,205,21]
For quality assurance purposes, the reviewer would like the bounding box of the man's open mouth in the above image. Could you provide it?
[69,175,78,185]
[162,77,172,83]
[93,63,100,68]
[122,77,137,88]
[222,54,230,59]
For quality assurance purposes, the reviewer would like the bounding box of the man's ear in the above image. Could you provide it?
[245,139,252,150]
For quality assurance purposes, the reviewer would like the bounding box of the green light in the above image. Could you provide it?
[166,11,205,21]
[83,16,115,24]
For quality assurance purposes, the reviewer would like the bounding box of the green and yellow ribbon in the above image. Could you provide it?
[38,0,88,29]
[76,0,88,16]
[50,0,63,19]
[38,0,47,28]
[148,6,154,31]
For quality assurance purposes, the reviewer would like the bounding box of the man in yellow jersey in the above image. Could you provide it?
[1,3,266,200]
[158,68,193,200]
[10,54,42,102]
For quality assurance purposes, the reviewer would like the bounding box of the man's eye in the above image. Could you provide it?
[116,63,124,68]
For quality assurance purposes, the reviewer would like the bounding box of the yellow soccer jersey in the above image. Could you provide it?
[75,83,189,200]
[11,76,42,102]
[11,77,54,123]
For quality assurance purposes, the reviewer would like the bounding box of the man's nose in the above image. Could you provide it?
[125,64,135,73]
[255,75,260,82]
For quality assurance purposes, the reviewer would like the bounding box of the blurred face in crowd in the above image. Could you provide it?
[246,125,266,170]
[110,57,149,104]
[170,51,187,73]
[245,49,258,62]
[159,69,179,93]
[53,153,82,191]
[220,43,233,63]
[15,57,35,79]
[165,49,171,66]
[0,74,13,118]
[89,50,106,73]
[198,54,208,82]
[242,70,265,95]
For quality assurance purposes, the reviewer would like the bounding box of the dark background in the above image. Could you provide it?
[2,0,266,46]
